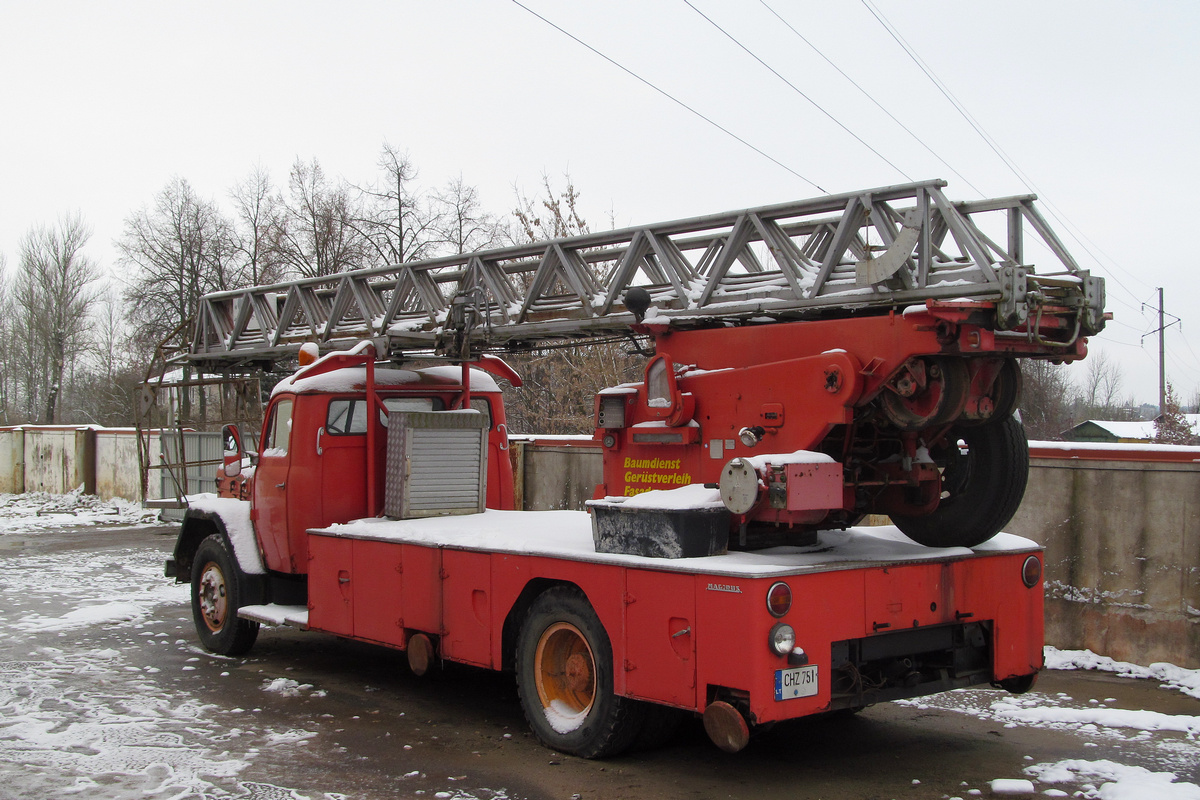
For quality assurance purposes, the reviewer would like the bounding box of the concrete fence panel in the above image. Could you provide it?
[1008,445,1200,669]
[0,429,23,494]
[96,430,145,502]
[511,437,602,512]
[22,428,82,494]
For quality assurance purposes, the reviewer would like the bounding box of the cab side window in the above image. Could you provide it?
[326,399,368,435]
[264,398,294,455]
[326,397,445,435]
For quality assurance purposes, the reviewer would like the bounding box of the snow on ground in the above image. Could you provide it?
[0,490,160,533]
[1047,646,1200,701]
[898,652,1200,799]
[2,492,1200,799]
[0,493,521,800]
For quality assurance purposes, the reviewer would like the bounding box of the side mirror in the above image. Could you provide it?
[222,424,245,477]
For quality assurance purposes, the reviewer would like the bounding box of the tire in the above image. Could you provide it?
[891,415,1028,548]
[515,586,645,758]
[191,534,259,656]
[995,672,1038,694]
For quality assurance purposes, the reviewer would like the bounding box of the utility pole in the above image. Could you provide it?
[1159,287,1166,414]
[1143,288,1180,415]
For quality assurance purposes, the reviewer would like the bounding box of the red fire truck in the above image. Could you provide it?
[160,181,1101,755]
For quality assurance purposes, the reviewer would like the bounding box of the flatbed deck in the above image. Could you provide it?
[310,509,1039,578]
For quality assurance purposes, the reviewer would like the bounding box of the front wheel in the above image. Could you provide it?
[515,586,645,758]
[191,534,259,656]
[892,415,1029,548]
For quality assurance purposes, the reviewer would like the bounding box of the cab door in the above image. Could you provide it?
[253,396,295,572]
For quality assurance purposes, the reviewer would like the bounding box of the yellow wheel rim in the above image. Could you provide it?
[534,621,596,720]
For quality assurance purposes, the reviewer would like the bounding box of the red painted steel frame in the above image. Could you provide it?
[305,531,1043,725]
[598,307,1086,503]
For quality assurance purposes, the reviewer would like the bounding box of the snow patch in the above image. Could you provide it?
[0,490,159,533]
[185,494,265,575]
[609,484,724,511]
[1027,759,1200,799]
[262,678,315,698]
[1046,647,1200,700]
[543,699,587,734]
[12,601,146,632]
[989,778,1035,794]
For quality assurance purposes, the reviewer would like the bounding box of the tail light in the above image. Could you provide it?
[1021,555,1042,588]
[766,581,792,617]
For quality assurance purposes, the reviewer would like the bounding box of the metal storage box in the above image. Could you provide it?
[384,410,488,519]
[588,497,730,558]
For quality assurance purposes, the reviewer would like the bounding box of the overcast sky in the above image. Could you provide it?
[1,1,1196,407]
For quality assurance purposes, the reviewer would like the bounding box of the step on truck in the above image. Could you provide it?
[161,180,1104,755]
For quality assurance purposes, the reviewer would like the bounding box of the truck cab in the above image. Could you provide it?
[167,348,518,617]
[251,363,515,575]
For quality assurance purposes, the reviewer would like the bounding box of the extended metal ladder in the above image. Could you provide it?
[186,179,1105,370]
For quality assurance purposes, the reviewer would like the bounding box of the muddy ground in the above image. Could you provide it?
[0,524,1196,799]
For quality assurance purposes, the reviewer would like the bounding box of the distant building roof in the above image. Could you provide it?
[1062,415,1200,443]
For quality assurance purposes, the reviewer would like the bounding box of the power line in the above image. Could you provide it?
[756,0,984,197]
[858,0,1154,311]
[859,0,1026,187]
[509,0,826,193]
[682,0,911,182]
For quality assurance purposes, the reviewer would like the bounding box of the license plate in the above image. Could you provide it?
[775,665,818,700]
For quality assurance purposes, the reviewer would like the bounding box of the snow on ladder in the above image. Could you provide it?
[187,179,1106,370]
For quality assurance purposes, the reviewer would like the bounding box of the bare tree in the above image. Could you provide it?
[14,214,101,423]
[434,176,504,254]
[353,143,442,264]
[1018,360,1077,441]
[502,177,644,433]
[512,173,590,243]
[0,256,11,423]
[118,177,238,350]
[276,157,371,278]
[229,165,286,286]
[1075,350,1127,419]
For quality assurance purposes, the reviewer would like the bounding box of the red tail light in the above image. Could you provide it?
[766,581,792,617]
[1022,555,1042,588]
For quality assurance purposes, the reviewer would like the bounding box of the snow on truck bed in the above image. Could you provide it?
[314,509,1038,579]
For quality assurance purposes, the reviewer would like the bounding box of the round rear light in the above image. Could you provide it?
[766,581,792,617]
[1022,555,1042,588]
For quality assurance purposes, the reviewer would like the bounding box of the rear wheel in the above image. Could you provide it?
[892,415,1028,548]
[191,534,259,656]
[515,586,645,758]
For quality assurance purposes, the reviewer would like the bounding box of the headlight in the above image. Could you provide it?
[769,623,796,656]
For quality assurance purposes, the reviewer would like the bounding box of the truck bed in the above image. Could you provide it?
[242,509,1043,727]
[310,509,1039,577]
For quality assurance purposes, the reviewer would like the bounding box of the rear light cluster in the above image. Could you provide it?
[766,581,796,656]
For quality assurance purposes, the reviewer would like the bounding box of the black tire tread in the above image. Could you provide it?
[892,415,1028,548]
[515,585,646,758]
[191,534,259,656]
